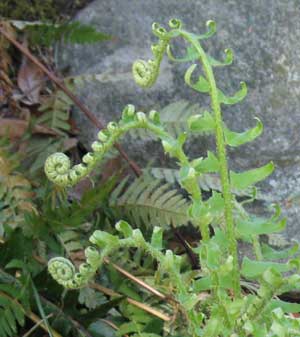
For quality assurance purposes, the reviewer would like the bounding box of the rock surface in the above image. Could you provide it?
[60,0,300,241]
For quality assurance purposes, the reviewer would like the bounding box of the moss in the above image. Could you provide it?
[0,0,91,21]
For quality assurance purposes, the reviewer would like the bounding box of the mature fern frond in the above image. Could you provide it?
[37,90,71,134]
[25,137,64,174]
[0,143,36,234]
[19,21,111,47]
[109,175,191,229]
[0,284,25,337]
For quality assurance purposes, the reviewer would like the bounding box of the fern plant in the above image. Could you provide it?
[37,89,72,135]
[44,19,300,336]
[0,139,36,236]
[25,21,111,47]
[109,175,190,230]
[0,284,26,337]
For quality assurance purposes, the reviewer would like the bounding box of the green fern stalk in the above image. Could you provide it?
[181,32,241,297]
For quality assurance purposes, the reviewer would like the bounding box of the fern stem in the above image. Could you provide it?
[181,32,241,297]
[146,123,209,241]
[252,235,263,261]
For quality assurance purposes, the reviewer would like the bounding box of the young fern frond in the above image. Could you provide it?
[44,18,300,336]
[129,100,207,140]
[109,175,191,229]
[130,17,273,297]
[132,22,173,88]
[146,167,253,197]
[48,221,190,305]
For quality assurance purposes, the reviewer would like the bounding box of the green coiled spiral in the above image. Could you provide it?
[44,105,170,187]
[132,22,172,88]
[48,246,101,289]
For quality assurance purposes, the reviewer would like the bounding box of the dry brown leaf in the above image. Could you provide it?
[0,118,58,138]
[17,55,45,105]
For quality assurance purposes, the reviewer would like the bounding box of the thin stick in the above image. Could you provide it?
[103,257,166,300]
[90,283,171,321]
[33,253,173,315]
[27,312,62,337]
[127,298,171,321]
[22,313,53,337]
[0,25,142,177]
[100,319,129,337]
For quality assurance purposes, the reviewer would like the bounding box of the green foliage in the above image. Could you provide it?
[130,100,206,140]
[3,15,300,337]
[37,89,72,134]
[109,175,191,229]
[0,284,26,337]
[43,18,300,336]
[0,139,36,236]
[25,21,111,47]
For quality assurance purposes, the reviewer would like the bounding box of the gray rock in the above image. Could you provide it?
[59,0,300,241]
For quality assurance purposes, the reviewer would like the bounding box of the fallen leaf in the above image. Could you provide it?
[0,118,58,138]
[17,55,45,104]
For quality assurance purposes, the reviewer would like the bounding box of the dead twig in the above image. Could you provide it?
[103,257,167,300]
[90,282,171,321]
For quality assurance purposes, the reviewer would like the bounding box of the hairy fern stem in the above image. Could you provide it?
[181,32,241,297]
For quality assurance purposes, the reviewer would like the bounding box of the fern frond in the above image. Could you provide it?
[128,100,205,141]
[58,230,84,256]
[37,90,71,134]
[0,144,36,233]
[25,137,63,174]
[159,100,204,138]
[0,284,25,337]
[21,21,111,46]
[109,175,191,229]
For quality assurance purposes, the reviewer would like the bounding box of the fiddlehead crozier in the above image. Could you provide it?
[44,105,161,187]
[48,246,101,288]
[132,23,172,88]
[45,104,190,187]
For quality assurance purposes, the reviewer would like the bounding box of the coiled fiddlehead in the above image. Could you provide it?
[48,246,101,288]
[48,221,186,293]
[132,22,175,88]
[44,104,195,190]
[45,105,159,187]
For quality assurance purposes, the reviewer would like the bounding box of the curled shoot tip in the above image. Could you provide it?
[168,18,182,29]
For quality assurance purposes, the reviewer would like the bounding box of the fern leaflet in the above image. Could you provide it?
[37,90,71,134]
[0,284,25,337]
[109,175,191,229]
[146,167,252,197]
[23,21,111,46]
